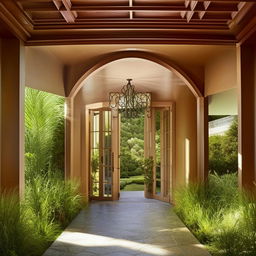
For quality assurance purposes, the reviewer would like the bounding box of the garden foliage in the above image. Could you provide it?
[120,112,160,179]
[0,88,83,256]
[120,175,144,190]
[25,88,65,181]
[209,118,238,175]
[120,113,145,177]
[174,173,256,256]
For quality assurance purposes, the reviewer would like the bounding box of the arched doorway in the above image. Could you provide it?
[66,52,207,203]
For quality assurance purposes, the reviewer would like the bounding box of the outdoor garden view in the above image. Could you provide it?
[120,112,161,193]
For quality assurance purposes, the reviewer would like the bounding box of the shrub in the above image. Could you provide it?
[209,118,238,175]
[120,175,144,190]
[25,173,83,230]
[3,87,84,256]
[120,113,144,178]
[142,157,154,193]
[174,173,256,256]
[0,192,44,256]
[25,87,65,181]
[0,175,83,256]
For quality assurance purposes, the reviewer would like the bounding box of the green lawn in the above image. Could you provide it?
[121,183,145,191]
[120,175,161,192]
[120,175,144,183]
[120,175,144,190]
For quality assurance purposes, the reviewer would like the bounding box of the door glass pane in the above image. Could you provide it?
[102,111,113,198]
[93,111,100,131]
[92,132,99,148]
[103,166,112,197]
[155,110,161,195]
[104,111,111,131]
[103,149,111,166]
[91,148,100,197]
[104,132,111,148]
[90,109,113,199]
[90,110,100,198]
[162,110,170,198]
[93,183,100,197]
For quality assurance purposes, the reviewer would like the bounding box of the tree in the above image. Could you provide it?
[209,118,238,175]
[120,113,144,177]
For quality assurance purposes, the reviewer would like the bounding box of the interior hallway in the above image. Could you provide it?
[43,191,211,256]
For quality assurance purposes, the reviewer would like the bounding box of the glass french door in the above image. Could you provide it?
[89,108,120,200]
[145,104,173,203]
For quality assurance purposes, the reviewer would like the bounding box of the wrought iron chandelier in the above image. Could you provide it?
[109,79,151,118]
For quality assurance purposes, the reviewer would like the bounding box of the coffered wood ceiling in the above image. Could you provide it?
[0,0,255,45]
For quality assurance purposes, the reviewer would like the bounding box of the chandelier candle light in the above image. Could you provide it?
[109,79,151,118]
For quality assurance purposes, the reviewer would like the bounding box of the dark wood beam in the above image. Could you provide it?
[25,34,237,46]
[23,4,239,12]
[53,0,77,23]
[0,2,31,41]
[32,19,231,27]
[16,0,256,2]
[33,22,230,30]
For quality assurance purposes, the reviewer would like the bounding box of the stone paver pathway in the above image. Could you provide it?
[43,191,211,256]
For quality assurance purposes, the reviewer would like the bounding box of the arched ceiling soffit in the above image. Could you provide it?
[68,50,203,99]
[77,58,187,103]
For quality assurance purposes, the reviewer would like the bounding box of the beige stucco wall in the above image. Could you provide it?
[24,44,239,99]
[71,93,83,181]
[174,86,197,188]
[205,48,237,96]
[25,47,65,96]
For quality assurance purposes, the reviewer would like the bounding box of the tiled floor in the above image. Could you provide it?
[43,191,211,256]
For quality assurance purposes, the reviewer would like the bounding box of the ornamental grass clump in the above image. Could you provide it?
[0,176,83,256]
[26,173,83,230]
[0,87,84,256]
[174,173,256,256]
[0,192,45,256]
[25,87,65,181]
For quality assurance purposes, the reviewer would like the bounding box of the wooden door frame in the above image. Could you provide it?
[145,101,175,203]
[85,102,119,201]
[86,101,175,202]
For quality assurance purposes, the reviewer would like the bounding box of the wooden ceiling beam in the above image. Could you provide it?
[52,0,77,23]
[186,1,198,22]
[231,2,246,19]
[24,31,237,46]
[199,1,211,19]
[0,2,31,41]
[33,23,229,30]
[0,0,254,46]
[16,0,256,1]
[32,18,230,24]
[129,0,133,20]
[24,5,239,12]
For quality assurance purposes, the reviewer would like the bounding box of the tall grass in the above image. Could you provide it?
[0,177,83,256]
[26,173,82,229]
[0,192,44,256]
[25,87,65,181]
[174,173,256,256]
[0,88,83,256]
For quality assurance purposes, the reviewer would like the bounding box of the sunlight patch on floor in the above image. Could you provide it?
[59,231,172,256]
